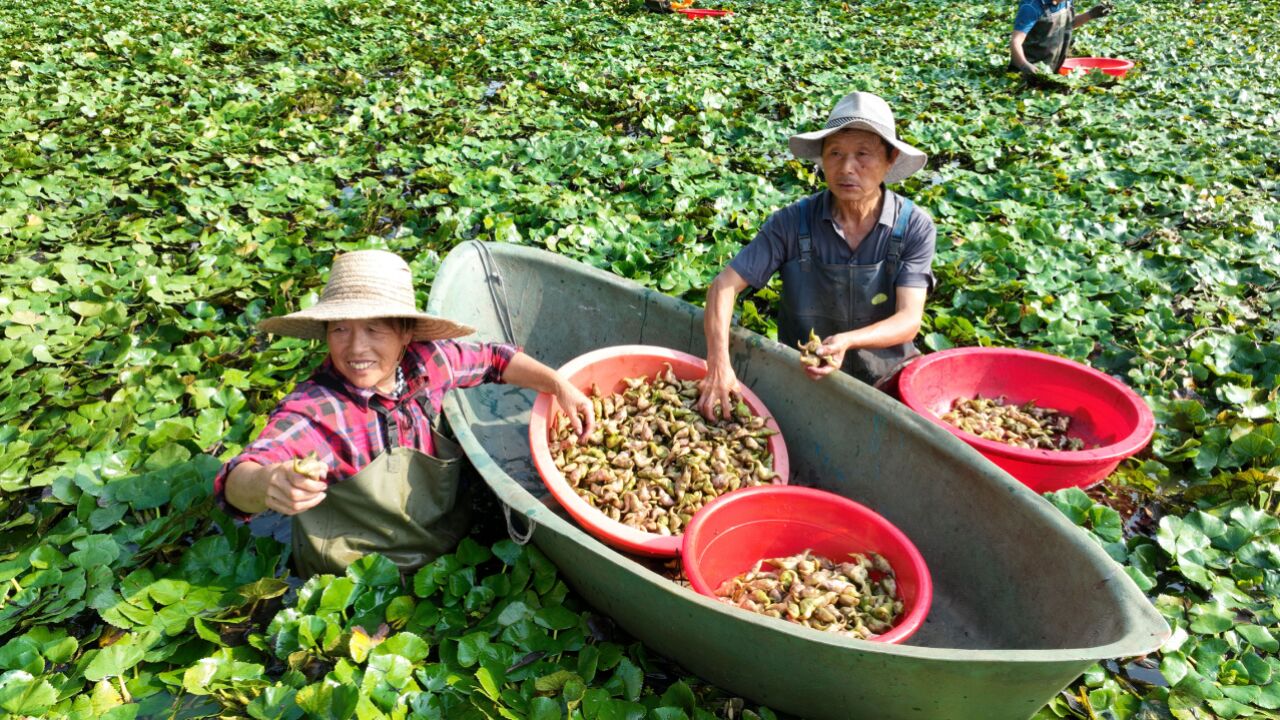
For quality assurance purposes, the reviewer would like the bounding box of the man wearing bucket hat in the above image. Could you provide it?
[1010,0,1113,76]
[698,91,935,419]
[214,250,595,577]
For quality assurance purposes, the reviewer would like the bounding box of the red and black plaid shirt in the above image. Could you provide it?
[213,339,519,518]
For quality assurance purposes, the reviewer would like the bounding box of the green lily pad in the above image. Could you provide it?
[347,554,401,588]
[0,670,58,714]
[85,642,147,682]
[295,681,358,720]
[1236,625,1279,653]
[373,632,430,664]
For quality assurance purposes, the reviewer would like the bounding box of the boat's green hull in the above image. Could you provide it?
[428,241,1168,720]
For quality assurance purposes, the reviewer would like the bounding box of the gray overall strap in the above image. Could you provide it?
[368,383,433,471]
[796,195,816,272]
[370,394,417,451]
[374,402,399,451]
[886,198,914,285]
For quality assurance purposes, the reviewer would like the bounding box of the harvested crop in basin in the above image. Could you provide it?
[714,549,903,639]
[549,364,777,535]
[797,329,837,369]
[942,395,1087,450]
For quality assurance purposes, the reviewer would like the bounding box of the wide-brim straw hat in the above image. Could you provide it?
[257,249,474,342]
[788,91,927,185]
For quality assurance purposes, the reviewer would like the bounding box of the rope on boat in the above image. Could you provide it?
[503,500,536,545]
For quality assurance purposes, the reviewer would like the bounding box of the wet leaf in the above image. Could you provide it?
[295,681,358,720]
[69,534,121,568]
[347,554,401,587]
[368,651,415,688]
[660,681,697,713]
[0,639,42,675]
[1236,625,1279,653]
[385,595,416,628]
[90,678,125,713]
[456,537,493,567]
[69,301,106,318]
[246,685,303,720]
[237,577,290,603]
[457,631,491,668]
[606,658,643,702]
[497,600,535,627]
[535,669,582,695]
[84,641,147,681]
[528,696,563,720]
[373,632,429,663]
[475,665,501,701]
[534,605,580,632]
[0,670,58,714]
[1189,600,1236,634]
[492,541,525,566]
[318,577,357,616]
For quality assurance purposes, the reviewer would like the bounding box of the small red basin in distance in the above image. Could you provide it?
[677,8,733,18]
[898,347,1155,493]
[682,485,933,645]
[1059,57,1134,77]
[529,345,789,557]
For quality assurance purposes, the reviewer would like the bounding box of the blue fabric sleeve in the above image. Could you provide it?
[728,206,794,290]
[1013,0,1043,33]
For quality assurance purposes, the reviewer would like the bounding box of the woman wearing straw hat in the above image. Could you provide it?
[214,250,594,577]
[698,91,936,419]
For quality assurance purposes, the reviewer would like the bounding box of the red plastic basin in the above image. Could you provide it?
[529,345,789,557]
[898,347,1155,493]
[677,8,733,18]
[682,486,932,644]
[1059,57,1134,77]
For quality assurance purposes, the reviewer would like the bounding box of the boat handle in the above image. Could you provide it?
[503,500,536,545]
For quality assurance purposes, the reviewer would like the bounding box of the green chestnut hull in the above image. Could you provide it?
[428,241,1168,720]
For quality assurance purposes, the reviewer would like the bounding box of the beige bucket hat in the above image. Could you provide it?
[257,250,474,342]
[788,91,928,184]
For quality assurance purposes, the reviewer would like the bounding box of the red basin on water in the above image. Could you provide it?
[529,345,789,557]
[1059,57,1134,77]
[898,347,1155,493]
[677,8,733,18]
[682,485,932,644]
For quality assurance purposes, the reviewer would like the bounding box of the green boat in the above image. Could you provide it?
[427,241,1168,720]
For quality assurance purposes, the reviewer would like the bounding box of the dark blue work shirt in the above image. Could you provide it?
[1014,0,1073,33]
[729,188,936,293]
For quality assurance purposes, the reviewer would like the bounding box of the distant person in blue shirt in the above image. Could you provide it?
[1010,0,1113,76]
